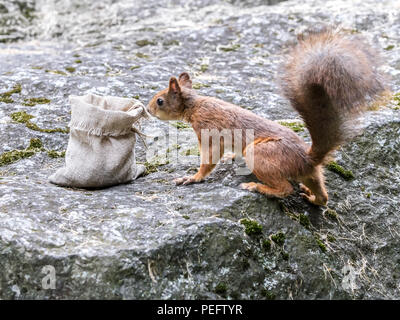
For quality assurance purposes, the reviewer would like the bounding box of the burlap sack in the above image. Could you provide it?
[49,93,148,188]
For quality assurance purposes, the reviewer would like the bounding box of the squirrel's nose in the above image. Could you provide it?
[146,104,153,116]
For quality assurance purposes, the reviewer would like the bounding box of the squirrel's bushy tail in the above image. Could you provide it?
[281,28,386,165]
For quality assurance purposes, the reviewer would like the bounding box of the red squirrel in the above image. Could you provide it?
[147,29,385,206]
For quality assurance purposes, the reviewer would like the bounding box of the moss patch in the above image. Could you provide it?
[23,97,51,106]
[315,237,327,253]
[261,289,276,300]
[29,138,43,149]
[0,138,43,167]
[170,121,191,129]
[270,232,285,245]
[278,121,305,132]
[182,147,200,157]
[240,218,263,236]
[0,83,22,103]
[10,111,69,134]
[130,65,140,70]
[0,96,14,103]
[10,111,34,123]
[140,157,169,176]
[214,282,227,295]
[65,67,76,73]
[192,83,211,90]
[324,208,339,221]
[393,92,400,109]
[163,39,180,46]
[262,239,272,250]
[135,52,150,59]
[200,64,209,72]
[47,150,66,158]
[136,39,157,47]
[220,44,240,52]
[45,69,67,76]
[74,59,82,63]
[326,161,354,180]
[299,213,311,229]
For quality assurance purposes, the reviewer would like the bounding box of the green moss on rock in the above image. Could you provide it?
[1,83,21,97]
[261,289,276,300]
[262,239,272,250]
[140,157,169,176]
[182,147,200,157]
[240,218,263,236]
[326,161,355,180]
[0,96,14,103]
[45,69,67,76]
[0,83,21,103]
[192,83,211,90]
[214,282,227,295]
[10,111,69,134]
[0,138,43,167]
[299,213,311,229]
[10,111,34,123]
[163,39,180,46]
[270,231,285,245]
[136,39,156,47]
[47,150,66,158]
[200,64,209,72]
[29,138,43,149]
[65,67,76,73]
[315,237,327,252]
[136,52,150,59]
[170,121,191,129]
[23,97,51,106]
[278,121,305,132]
[220,44,240,52]
[324,208,339,221]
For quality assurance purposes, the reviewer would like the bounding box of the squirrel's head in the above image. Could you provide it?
[147,72,192,120]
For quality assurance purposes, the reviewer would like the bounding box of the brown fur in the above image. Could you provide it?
[147,29,386,206]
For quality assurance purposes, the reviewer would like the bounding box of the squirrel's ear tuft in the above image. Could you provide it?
[178,72,192,89]
[169,77,181,94]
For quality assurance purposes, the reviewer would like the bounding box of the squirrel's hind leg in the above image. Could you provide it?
[299,166,328,206]
[240,138,294,198]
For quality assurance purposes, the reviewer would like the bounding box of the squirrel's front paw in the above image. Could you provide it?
[174,175,203,186]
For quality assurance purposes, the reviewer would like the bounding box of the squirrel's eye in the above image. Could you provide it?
[156,98,164,107]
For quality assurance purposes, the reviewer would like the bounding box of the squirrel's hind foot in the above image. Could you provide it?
[174,175,204,186]
[240,181,293,198]
[299,182,328,206]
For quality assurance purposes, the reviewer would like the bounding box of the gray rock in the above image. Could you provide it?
[0,0,399,299]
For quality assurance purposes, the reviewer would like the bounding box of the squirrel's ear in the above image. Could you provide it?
[178,72,192,89]
[168,77,181,95]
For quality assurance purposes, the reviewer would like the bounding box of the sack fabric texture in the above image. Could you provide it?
[49,93,148,188]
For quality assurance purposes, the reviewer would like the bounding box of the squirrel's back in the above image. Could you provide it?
[281,29,386,164]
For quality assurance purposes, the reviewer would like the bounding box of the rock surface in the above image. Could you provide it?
[0,0,399,299]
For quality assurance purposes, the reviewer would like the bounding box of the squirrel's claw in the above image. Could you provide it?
[299,183,312,196]
[174,176,203,186]
[300,192,316,203]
